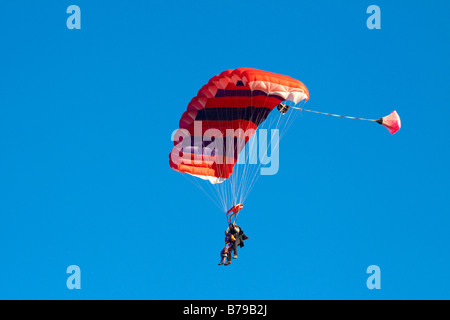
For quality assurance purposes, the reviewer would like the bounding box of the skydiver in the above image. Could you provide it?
[226,223,249,259]
[218,231,236,266]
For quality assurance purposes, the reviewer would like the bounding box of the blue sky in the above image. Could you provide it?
[1,0,449,299]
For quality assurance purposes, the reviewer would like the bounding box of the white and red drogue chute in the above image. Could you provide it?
[376,111,401,134]
[290,106,401,135]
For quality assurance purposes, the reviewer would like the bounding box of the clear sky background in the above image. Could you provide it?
[1,0,449,299]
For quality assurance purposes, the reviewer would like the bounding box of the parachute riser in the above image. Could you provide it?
[226,212,239,225]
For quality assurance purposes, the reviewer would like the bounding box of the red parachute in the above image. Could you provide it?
[169,68,309,184]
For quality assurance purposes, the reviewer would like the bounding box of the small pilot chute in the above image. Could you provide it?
[375,111,401,135]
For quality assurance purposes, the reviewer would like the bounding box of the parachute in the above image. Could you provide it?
[169,68,308,183]
[169,68,400,217]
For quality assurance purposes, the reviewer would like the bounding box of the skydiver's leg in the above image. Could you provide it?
[225,244,232,265]
[232,241,238,259]
[219,248,226,265]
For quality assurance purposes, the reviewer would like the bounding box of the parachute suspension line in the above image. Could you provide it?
[239,105,281,204]
[237,99,301,206]
[235,88,265,207]
[239,104,272,206]
[240,99,302,205]
[291,106,378,122]
[180,171,224,212]
[228,86,265,210]
[176,98,307,216]
[237,89,275,207]
[227,86,240,212]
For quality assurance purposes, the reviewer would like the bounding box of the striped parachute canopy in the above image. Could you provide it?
[169,68,309,213]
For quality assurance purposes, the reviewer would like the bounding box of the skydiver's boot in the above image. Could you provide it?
[233,254,238,259]
[225,260,231,266]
